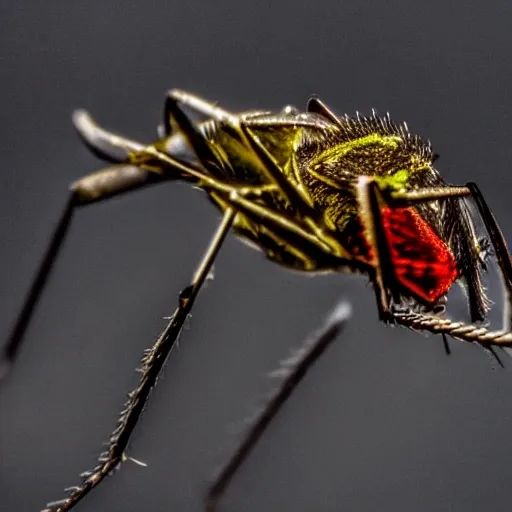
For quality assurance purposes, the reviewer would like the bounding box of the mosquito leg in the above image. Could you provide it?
[0,157,179,382]
[165,94,320,231]
[0,193,77,381]
[465,182,512,357]
[485,345,505,367]
[73,109,171,202]
[390,183,485,323]
[166,89,332,131]
[205,301,352,512]
[74,107,311,210]
[0,153,177,383]
[237,123,325,217]
[163,94,230,179]
[442,333,451,355]
[165,91,328,218]
[465,183,512,322]
[133,144,348,260]
[73,110,203,197]
[165,89,239,126]
[355,177,401,321]
[41,208,236,512]
[72,109,145,163]
[165,90,306,204]
[389,184,486,322]
[389,185,472,204]
[162,90,352,264]
[387,183,512,351]
[0,140,194,382]
[391,308,512,346]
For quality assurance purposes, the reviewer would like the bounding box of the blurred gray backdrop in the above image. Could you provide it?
[2,1,512,511]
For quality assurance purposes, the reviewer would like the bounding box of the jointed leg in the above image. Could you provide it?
[73,105,337,262]
[130,145,346,260]
[0,195,76,381]
[5,98,343,390]
[206,301,352,512]
[365,179,512,349]
[42,208,236,512]
[356,177,401,320]
[8,94,349,511]
[138,144,337,257]
[466,183,512,330]
[0,94,387,381]
[163,90,350,260]
[164,94,228,179]
[165,93,311,205]
[0,113,172,383]
[164,90,300,198]
[165,89,240,128]
[356,178,451,360]
[72,109,145,162]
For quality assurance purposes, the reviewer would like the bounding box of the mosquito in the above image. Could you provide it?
[2,90,512,512]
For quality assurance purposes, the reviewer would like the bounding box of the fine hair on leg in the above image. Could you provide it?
[206,301,351,512]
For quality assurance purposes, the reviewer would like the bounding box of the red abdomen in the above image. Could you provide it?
[346,207,458,303]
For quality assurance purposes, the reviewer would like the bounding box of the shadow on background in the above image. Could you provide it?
[2,2,512,511]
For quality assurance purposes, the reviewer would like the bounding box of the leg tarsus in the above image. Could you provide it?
[484,344,505,368]
[205,301,351,512]
[442,333,451,355]
[72,110,145,163]
[1,193,78,384]
[41,209,235,512]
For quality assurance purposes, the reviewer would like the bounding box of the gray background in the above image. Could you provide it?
[2,1,512,511]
